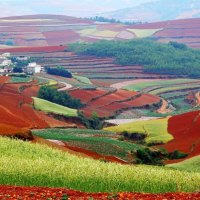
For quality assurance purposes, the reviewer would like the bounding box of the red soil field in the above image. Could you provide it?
[0,26,38,32]
[0,79,49,136]
[69,89,109,104]
[88,90,139,107]
[0,186,199,200]
[0,46,67,53]
[0,14,94,24]
[0,76,10,84]
[125,94,160,107]
[80,89,160,118]
[163,110,200,158]
[155,28,200,38]
[43,30,80,45]
[130,18,200,29]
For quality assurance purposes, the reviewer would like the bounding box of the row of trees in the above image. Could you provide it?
[38,86,83,109]
[70,39,200,77]
[84,16,141,25]
[47,67,72,78]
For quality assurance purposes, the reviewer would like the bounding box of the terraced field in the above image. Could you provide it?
[1,15,200,48]
[33,128,141,162]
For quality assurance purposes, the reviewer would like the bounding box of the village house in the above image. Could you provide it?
[0,59,13,67]
[0,52,11,59]
[26,62,43,74]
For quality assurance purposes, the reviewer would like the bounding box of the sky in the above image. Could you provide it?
[0,0,157,17]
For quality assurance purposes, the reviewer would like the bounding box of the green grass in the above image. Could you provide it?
[167,156,200,173]
[1,137,200,193]
[10,76,32,83]
[73,75,92,84]
[33,128,141,161]
[33,97,78,117]
[105,118,173,144]
[123,79,197,91]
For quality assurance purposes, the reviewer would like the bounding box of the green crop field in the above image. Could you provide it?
[150,84,200,95]
[105,118,173,144]
[33,97,78,117]
[9,76,32,83]
[33,128,141,161]
[167,156,200,173]
[123,79,198,91]
[73,75,92,84]
[1,137,200,193]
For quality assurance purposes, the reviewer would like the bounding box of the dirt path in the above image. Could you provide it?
[57,81,72,91]
[156,99,172,114]
[36,75,72,91]
[195,92,200,105]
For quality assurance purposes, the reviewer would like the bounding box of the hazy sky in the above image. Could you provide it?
[0,0,158,17]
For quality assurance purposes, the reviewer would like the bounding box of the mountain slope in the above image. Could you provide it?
[101,0,200,22]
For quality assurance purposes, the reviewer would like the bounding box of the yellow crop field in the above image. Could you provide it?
[127,28,163,38]
[105,118,173,144]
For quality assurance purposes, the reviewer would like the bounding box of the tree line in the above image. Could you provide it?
[47,67,72,78]
[38,86,83,109]
[69,39,200,77]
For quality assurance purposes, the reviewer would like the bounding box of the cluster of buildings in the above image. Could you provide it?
[0,52,44,75]
[0,53,13,74]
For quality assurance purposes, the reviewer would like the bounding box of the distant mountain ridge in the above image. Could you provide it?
[100,0,200,22]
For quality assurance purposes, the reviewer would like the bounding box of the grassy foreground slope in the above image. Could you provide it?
[33,97,78,117]
[105,118,173,144]
[0,137,200,193]
[168,156,200,173]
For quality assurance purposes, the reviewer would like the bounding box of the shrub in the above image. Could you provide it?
[168,150,188,160]
[122,131,147,142]
[133,148,167,166]
[78,111,104,130]
[13,67,23,73]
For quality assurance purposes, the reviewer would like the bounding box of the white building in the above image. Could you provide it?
[0,52,11,59]
[0,59,12,67]
[26,62,43,74]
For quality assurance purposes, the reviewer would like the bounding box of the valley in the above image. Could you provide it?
[0,14,200,200]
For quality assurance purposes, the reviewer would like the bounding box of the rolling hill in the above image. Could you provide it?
[1,14,200,48]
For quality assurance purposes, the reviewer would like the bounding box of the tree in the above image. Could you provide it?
[13,67,23,73]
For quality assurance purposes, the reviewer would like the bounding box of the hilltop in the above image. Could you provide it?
[101,0,200,22]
